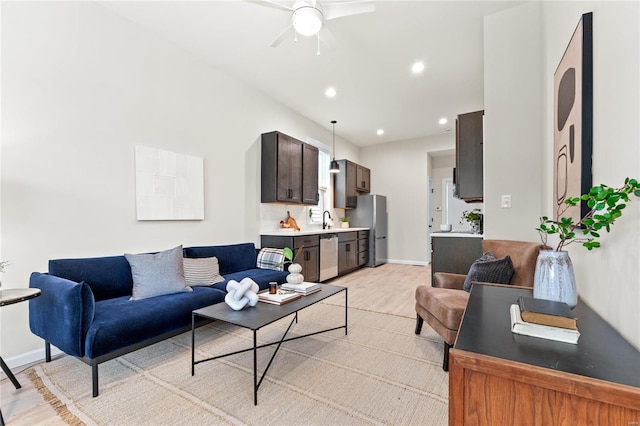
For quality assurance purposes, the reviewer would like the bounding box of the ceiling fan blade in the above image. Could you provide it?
[247,0,294,12]
[322,1,375,21]
[270,24,294,47]
[319,26,337,50]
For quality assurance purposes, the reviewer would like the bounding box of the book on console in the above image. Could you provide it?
[510,304,580,344]
[517,296,577,330]
[258,291,302,305]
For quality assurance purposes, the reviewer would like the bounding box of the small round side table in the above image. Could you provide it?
[0,288,41,426]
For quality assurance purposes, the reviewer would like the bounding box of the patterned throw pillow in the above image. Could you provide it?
[125,245,192,300]
[463,251,514,292]
[256,248,285,271]
[183,257,225,287]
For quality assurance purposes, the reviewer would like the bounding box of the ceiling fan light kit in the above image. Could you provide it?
[292,2,323,36]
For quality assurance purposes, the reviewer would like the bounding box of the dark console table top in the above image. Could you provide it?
[455,284,640,389]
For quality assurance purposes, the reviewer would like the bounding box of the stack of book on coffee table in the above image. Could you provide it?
[258,291,302,305]
[510,296,580,344]
[281,282,321,295]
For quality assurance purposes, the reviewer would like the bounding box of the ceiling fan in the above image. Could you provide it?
[251,0,375,53]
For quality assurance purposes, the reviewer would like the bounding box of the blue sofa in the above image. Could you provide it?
[29,243,288,397]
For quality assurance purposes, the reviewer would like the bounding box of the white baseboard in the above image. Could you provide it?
[2,345,63,370]
[386,259,429,266]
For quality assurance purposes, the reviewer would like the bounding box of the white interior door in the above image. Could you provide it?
[442,178,472,231]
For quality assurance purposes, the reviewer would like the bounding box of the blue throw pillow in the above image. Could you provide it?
[125,245,191,300]
[463,252,514,292]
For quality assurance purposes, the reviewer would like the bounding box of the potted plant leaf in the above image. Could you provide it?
[460,208,482,233]
[535,177,640,306]
[280,247,305,284]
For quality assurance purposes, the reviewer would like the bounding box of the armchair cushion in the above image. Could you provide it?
[462,252,514,292]
[415,285,469,345]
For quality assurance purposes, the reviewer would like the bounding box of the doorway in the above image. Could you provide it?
[442,177,472,232]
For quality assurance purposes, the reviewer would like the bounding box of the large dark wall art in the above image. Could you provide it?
[554,12,593,223]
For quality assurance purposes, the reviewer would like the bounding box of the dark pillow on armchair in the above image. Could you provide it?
[463,252,514,292]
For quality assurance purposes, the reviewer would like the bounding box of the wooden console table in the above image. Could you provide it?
[449,284,640,425]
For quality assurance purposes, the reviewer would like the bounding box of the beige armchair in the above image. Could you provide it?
[415,239,543,370]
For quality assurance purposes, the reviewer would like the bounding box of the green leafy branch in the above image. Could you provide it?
[537,178,640,251]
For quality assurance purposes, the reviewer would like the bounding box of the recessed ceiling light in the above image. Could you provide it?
[376,129,384,136]
[439,117,448,125]
[411,61,425,74]
[325,87,337,98]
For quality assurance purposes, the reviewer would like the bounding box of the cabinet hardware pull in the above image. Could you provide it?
[288,189,293,199]
[346,244,351,252]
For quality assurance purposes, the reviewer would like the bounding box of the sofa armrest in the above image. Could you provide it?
[433,272,467,290]
[29,272,95,357]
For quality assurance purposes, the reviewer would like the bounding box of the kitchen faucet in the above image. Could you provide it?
[323,210,332,229]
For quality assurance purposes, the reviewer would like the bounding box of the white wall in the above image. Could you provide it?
[360,134,454,265]
[484,1,544,242]
[0,2,358,360]
[484,1,640,348]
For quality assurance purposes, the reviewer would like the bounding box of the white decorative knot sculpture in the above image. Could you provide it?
[225,277,260,311]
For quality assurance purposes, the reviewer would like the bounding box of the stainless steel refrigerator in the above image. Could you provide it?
[348,194,388,267]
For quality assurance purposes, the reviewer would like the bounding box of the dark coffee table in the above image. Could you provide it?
[191,284,347,405]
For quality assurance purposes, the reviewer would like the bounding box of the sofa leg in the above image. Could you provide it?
[92,362,99,397]
[415,314,424,335]
[443,342,451,372]
[45,342,51,362]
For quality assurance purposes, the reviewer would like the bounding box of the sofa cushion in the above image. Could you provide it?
[463,252,514,292]
[183,257,225,287]
[125,245,192,300]
[256,248,285,271]
[183,243,257,275]
[49,255,133,301]
[84,286,226,358]
[214,268,288,292]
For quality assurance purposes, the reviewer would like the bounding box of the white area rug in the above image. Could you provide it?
[28,302,448,425]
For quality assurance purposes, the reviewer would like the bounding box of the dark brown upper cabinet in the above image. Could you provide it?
[356,164,370,193]
[301,143,319,204]
[261,131,318,205]
[333,159,371,209]
[455,110,484,202]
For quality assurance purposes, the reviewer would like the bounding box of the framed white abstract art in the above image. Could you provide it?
[135,145,204,220]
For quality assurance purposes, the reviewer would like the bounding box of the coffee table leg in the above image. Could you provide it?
[253,330,258,405]
[345,288,348,335]
[191,313,195,376]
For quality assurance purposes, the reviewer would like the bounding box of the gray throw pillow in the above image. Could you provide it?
[183,257,225,286]
[463,251,514,292]
[125,245,192,300]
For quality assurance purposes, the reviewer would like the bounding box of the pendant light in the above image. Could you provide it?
[329,120,340,173]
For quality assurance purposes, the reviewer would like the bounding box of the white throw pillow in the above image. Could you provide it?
[125,245,192,301]
[183,257,225,287]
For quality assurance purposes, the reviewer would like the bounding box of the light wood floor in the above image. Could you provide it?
[0,263,430,425]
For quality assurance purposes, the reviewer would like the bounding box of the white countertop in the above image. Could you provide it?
[261,227,369,236]
[431,232,483,238]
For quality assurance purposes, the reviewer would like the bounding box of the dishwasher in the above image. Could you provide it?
[319,234,339,281]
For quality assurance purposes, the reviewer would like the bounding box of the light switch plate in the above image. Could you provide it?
[501,195,512,208]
